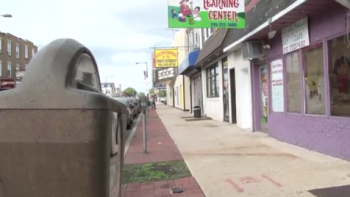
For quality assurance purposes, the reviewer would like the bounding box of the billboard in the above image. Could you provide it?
[154,49,178,68]
[168,0,245,29]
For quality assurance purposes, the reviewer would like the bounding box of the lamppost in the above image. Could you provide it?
[0,14,12,18]
[105,75,113,83]
[136,62,149,96]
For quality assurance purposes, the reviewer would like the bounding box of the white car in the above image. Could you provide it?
[160,97,166,103]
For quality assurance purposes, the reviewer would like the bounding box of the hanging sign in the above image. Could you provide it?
[282,17,310,54]
[154,49,178,68]
[167,0,246,28]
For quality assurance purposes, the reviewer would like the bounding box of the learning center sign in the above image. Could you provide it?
[168,0,245,28]
[154,49,178,68]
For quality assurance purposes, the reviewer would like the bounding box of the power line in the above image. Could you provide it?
[153,33,174,47]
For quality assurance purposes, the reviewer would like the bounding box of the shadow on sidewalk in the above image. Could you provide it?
[308,184,350,197]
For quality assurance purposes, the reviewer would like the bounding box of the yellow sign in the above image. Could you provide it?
[154,49,178,68]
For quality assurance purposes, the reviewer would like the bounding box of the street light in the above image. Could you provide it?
[136,62,149,95]
[105,75,113,83]
[136,61,149,78]
[1,14,12,18]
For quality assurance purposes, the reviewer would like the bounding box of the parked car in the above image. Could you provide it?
[129,98,141,115]
[126,98,138,118]
[160,97,166,103]
[114,98,134,129]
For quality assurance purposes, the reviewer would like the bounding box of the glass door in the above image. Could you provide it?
[222,58,229,122]
[260,65,268,132]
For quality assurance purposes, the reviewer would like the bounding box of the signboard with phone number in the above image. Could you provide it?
[282,17,310,54]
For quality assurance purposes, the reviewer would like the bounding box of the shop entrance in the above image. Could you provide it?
[193,75,203,116]
[222,58,229,122]
[229,68,237,123]
[259,65,268,133]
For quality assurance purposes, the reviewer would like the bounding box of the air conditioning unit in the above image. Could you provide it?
[241,40,265,61]
[336,0,350,9]
[193,44,200,50]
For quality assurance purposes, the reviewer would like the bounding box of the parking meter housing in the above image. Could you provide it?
[0,39,127,197]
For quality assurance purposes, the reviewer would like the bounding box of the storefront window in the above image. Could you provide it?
[303,44,325,115]
[328,35,350,117]
[286,51,302,112]
[206,63,219,97]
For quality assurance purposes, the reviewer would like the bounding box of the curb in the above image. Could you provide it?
[124,115,141,157]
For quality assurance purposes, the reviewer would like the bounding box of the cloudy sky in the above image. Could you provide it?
[1,0,175,92]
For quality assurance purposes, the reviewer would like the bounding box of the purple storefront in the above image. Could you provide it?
[251,1,350,160]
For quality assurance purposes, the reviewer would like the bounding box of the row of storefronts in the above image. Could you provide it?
[169,0,350,161]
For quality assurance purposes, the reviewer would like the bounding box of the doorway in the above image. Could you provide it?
[193,75,203,116]
[222,58,229,122]
[229,68,237,123]
[259,65,268,133]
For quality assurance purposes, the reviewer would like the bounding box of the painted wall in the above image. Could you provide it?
[169,29,187,107]
[201,55,225,121]
[166,84,174,106]
[227,50,253,130]
[262,3,350,160]
[174,75,184,109]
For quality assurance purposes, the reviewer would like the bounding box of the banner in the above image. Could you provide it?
[152,53,156,68]
[167,0,245,28]
[154,49,178,68]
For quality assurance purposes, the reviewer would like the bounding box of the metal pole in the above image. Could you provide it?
[142,109,147,153]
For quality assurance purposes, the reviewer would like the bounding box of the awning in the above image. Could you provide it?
[178,50,200,75]
[195,29,228,67]
[223,0,307,52]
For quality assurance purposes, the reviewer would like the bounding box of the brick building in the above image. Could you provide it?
[0,31,38,81]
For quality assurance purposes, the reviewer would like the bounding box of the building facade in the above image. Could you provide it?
[220,0,350,161]
[166,29,188,110]
[101,82,116,97]
[0,32,38,82]
[194,29,228,121]
[178,28,203,114]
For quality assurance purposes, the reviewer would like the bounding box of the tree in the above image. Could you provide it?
[158,89,166,97]
[124,87,137,97]
[137,92,145,98]
[149,89,154,94]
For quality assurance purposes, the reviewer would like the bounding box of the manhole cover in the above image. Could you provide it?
[171,186,184,193]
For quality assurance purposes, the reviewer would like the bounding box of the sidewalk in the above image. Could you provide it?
[122,108,205,197]
[156,105,350,197]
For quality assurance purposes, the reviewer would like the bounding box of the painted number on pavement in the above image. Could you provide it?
[225,173,282,193]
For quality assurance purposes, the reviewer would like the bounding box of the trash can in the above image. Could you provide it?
[193,106,201,118]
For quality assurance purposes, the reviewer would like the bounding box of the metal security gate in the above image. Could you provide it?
[192,75,203,116]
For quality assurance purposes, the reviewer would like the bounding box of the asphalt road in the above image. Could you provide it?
[123,113,139,143]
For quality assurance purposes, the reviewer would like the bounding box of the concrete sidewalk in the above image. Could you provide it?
[122,108,205,197]
[157,105,350,197]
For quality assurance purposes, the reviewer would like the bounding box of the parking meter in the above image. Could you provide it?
[0,39,128,197]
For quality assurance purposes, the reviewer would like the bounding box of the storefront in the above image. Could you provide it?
[178,49,200,113]
[222,48,253,130]
[195,29,228,121]
[166,78,176,107]
[260,2,350,160]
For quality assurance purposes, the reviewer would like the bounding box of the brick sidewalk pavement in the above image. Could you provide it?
[122,108,205,197]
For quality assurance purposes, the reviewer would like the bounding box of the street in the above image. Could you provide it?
[124,114,139,144]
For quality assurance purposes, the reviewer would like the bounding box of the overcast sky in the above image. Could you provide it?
[1,0,174,92]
